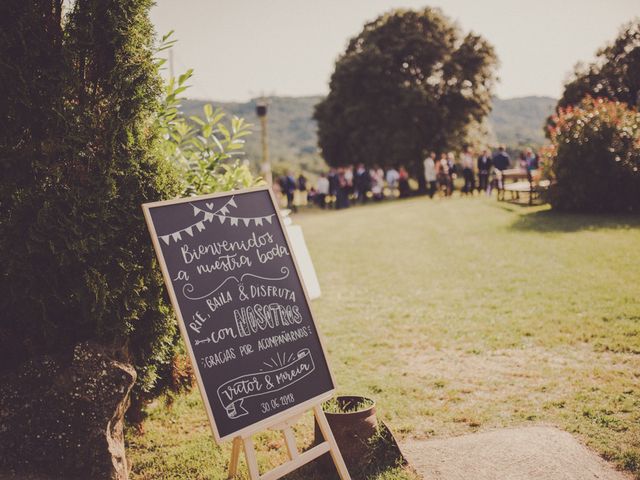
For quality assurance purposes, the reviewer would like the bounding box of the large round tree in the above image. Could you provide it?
[557,21,640,110]
[314,7,497,186]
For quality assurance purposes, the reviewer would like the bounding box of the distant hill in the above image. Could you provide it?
[489,96,557,147]
[181,95,556,174]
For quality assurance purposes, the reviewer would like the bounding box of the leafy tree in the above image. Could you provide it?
[542,97,640,212]
[542,22,640,213]
[0,0,182,403]
[557,21,640,110]
[157,67,259,196]
[314,7,497,188]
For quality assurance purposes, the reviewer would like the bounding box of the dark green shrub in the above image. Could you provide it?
[542,97,640,212]
[0,0,181,401]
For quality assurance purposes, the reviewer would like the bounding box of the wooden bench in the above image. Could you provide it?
[497,168,550,205]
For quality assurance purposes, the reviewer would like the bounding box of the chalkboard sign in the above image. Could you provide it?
[142,187,335,441]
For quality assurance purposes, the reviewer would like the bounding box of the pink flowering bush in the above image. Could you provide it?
[542,97,640,212]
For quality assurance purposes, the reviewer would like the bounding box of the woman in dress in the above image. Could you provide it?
[436,153,451,197]
[423,152,437,198]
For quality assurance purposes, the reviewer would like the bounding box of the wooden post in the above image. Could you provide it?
[243,435,262,480]
[227,437,242,479]
[282,427,299,460]
[256,101,272,186]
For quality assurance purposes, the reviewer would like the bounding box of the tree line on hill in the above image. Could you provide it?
[182,95,556,177]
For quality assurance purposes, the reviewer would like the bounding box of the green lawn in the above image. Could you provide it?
[127,196,640,479]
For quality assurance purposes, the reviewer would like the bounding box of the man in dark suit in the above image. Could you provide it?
[353,163,371,203]
[477,149,492,194]
[327,168,339,209]
[492,145,510,171]
[492,146,511,199]
[280,172,297,212]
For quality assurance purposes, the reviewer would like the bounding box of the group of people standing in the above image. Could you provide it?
[423,145,519,197]
[313,164,414,209]
[277,164,411,210]
[275,146,541,210]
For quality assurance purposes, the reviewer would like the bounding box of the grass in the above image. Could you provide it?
[127,195,640,479]
[322,396,375,414]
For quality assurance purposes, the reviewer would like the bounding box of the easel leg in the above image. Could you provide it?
[227,437,242,479]
[243,435,262,480]
[282,427,299,460]
[313,405,352,480]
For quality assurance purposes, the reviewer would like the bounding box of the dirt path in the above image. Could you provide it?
[400,426,633,480]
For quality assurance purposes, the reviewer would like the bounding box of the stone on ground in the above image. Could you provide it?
[400,426,632,480]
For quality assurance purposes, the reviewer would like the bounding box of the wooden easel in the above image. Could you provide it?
[227,404,351,480]
[143,189,350,480]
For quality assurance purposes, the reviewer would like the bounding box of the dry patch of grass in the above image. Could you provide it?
[398,345,639,441]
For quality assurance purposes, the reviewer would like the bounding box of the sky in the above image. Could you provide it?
[150,0,639,102]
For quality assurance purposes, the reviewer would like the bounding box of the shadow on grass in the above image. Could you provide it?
[508,208,640,233]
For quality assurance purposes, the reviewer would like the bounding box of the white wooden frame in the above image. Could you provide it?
[142,186,350,480]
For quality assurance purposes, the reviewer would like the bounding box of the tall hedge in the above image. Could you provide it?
[543,97,640,212]
[0,0,181,398]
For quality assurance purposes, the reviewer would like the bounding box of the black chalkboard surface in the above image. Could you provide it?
[143,187,335,441]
